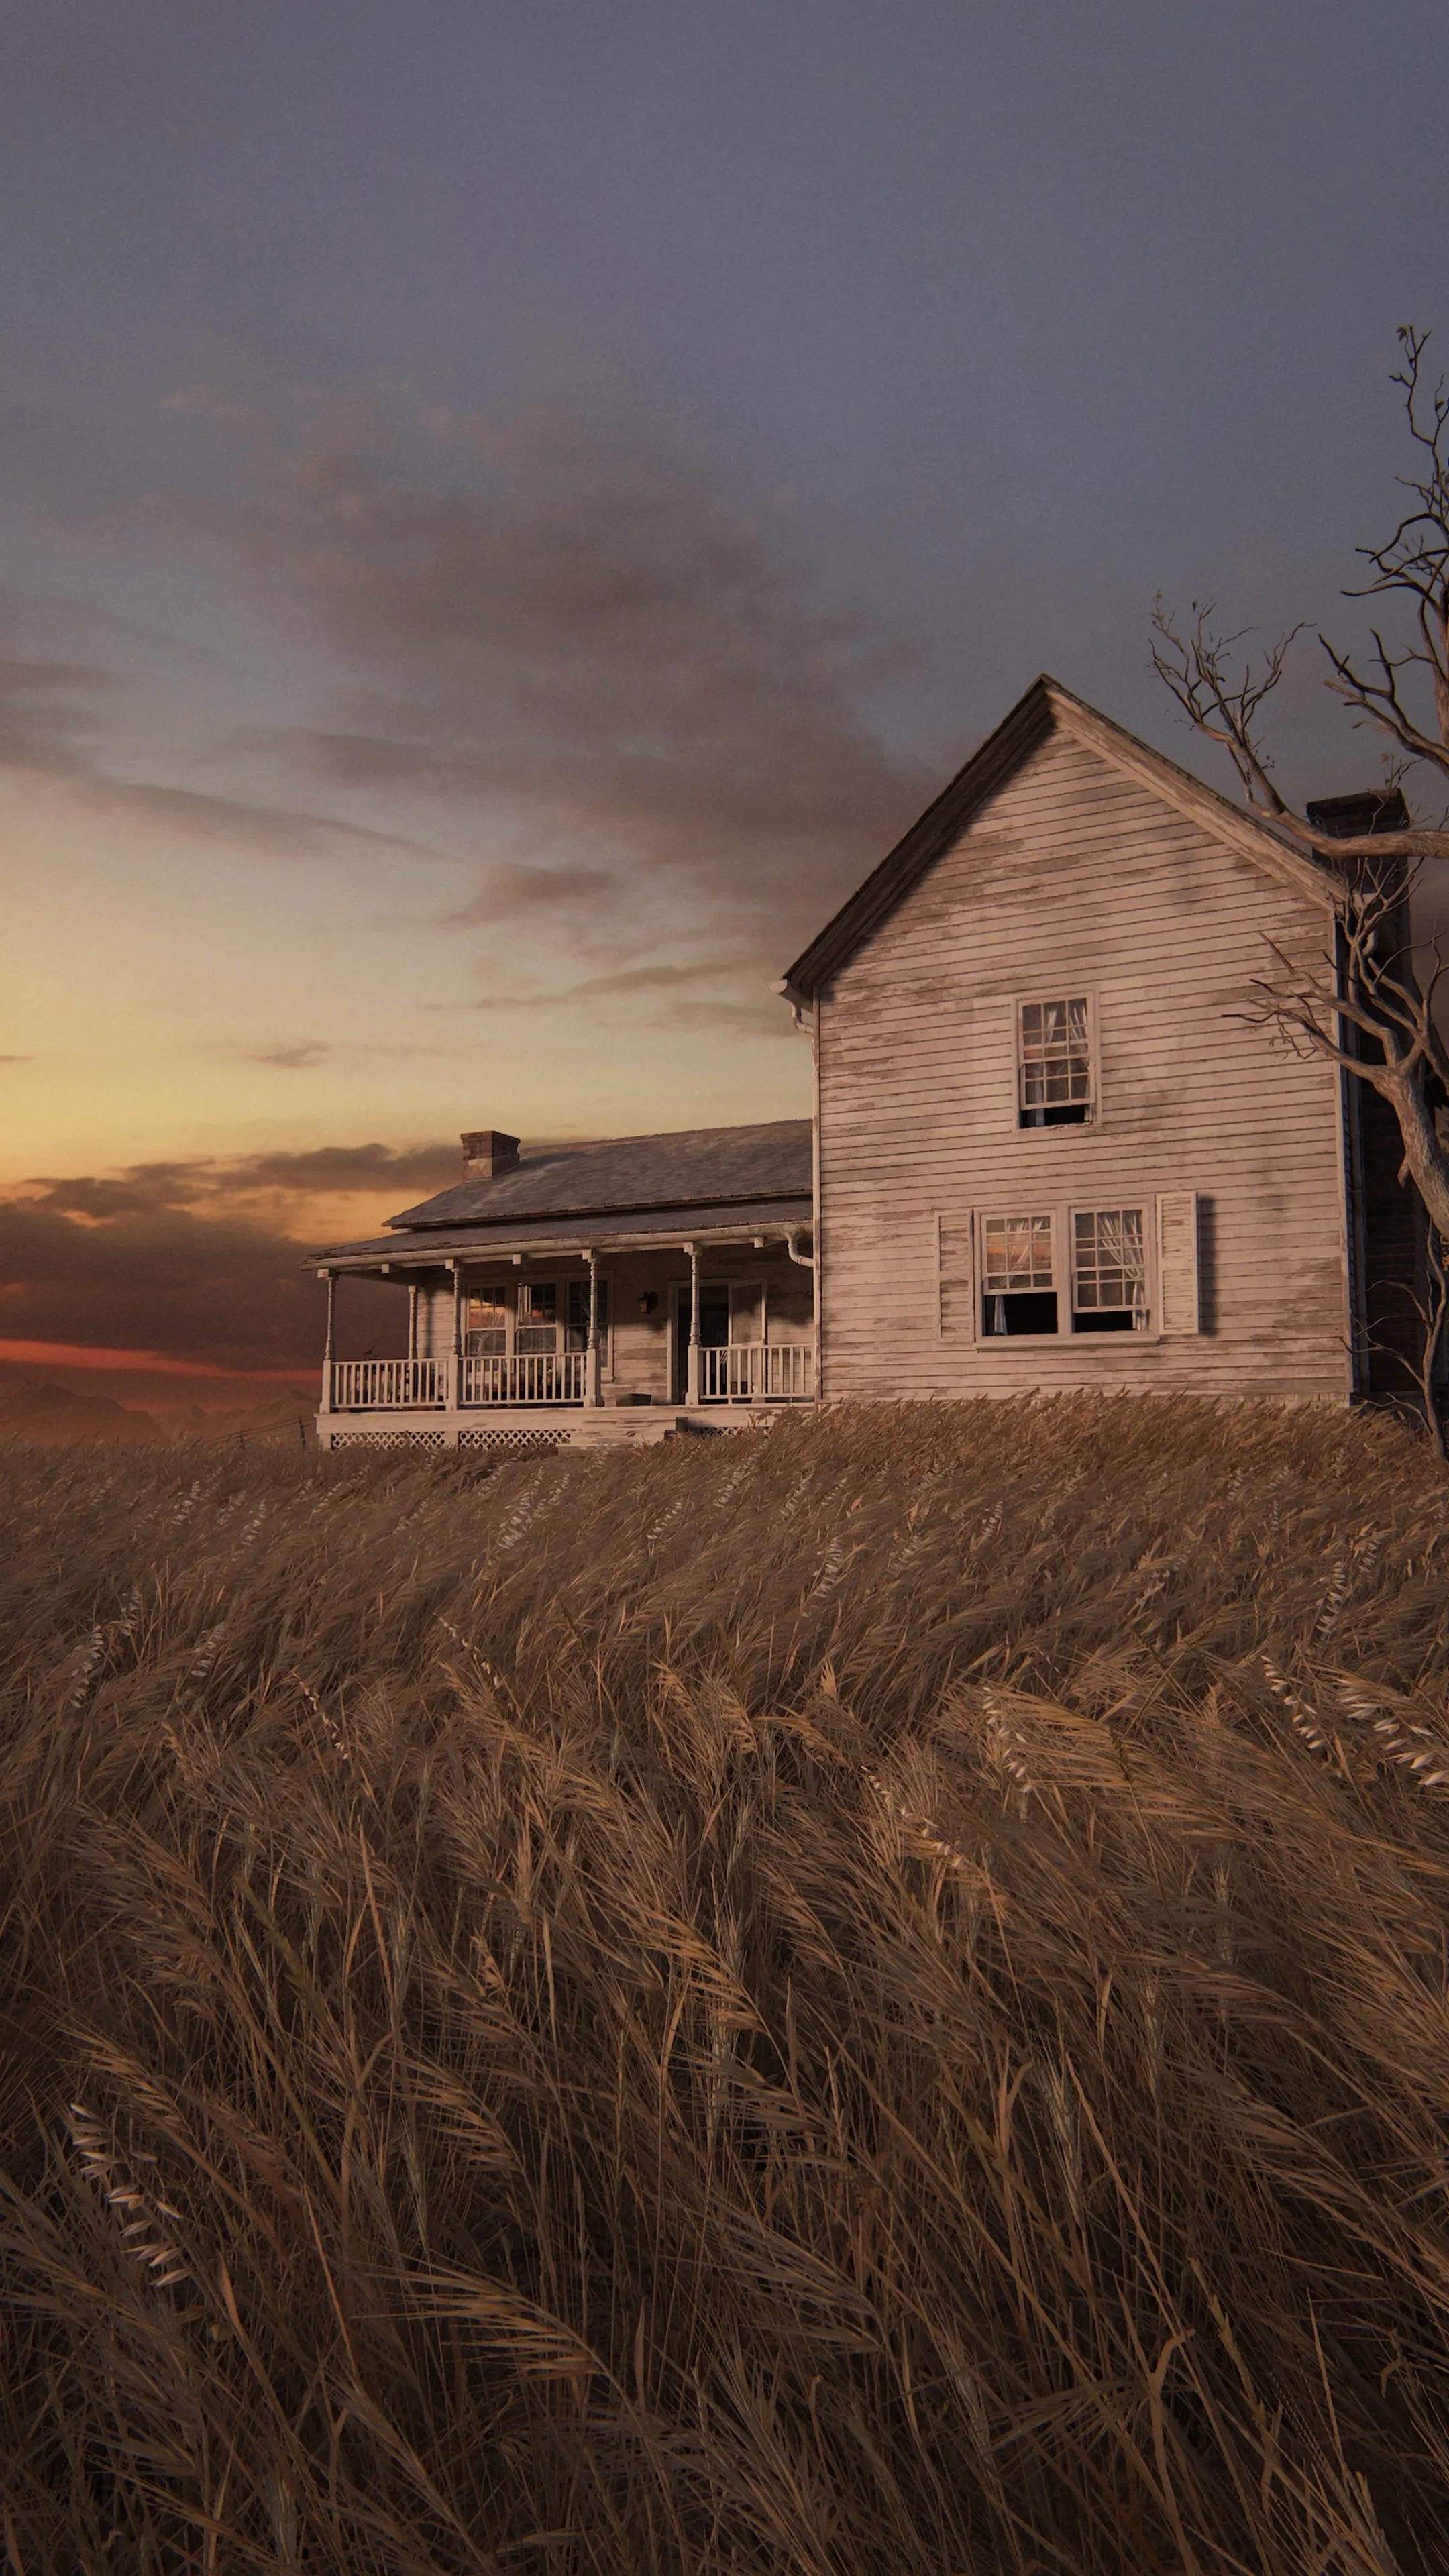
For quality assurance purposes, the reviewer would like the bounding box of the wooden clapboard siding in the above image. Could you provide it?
[817,728,1352,1400]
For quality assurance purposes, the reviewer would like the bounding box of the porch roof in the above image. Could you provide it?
[311,1195,812,1275]
[386,1118,812,1231]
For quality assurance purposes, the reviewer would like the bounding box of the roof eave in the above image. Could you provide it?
[309,1200,814,1274]
[778,672,1337,1000]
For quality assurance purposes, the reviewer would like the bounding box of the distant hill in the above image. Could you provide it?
[0,1378,161,1444]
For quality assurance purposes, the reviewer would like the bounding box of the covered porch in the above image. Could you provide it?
[315,1224,816,1452]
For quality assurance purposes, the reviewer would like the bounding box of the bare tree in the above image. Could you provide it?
[1152,329,1449,1439]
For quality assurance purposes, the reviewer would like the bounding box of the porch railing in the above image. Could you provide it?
[331,1358,447,1411]
[459,1351,588,1406]
[329,1344,814,1412]
[701,1344,814,1402]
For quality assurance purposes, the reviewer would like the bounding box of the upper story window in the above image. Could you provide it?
[1018,997,1092,1127]
[515,1280,558,1354]
[466,1289,508,1356]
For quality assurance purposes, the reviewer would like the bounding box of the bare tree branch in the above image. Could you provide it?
[1150,597,1301,816]
[1154,326,1449,1424]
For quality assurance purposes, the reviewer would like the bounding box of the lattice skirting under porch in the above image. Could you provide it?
[327,1428,450,1452]
[455,1426,568,1454]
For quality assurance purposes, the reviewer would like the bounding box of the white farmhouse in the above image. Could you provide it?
[312,676,1421,1449]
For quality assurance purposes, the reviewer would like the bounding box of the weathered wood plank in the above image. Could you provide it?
[817,729,1352,1400]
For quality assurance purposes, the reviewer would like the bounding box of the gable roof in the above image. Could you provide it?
[385,1118,812,1232]
[777,673,1334,1002]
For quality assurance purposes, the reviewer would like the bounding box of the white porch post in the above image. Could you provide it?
[447,1260,462,1430]
[586,1248,602,1405]
[686,1241,702,1406]
[319,1269,335,1415]
[407,1282,419,1362]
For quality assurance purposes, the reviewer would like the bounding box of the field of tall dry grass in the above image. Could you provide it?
[3,1399,1449,2574]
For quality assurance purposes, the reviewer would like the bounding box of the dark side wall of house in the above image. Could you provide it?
[1354,1079,1426,1397]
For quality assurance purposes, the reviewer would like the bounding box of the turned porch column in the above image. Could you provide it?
[407,1281,419,1362]
[586,1249,603,1405]
[319,1269,335,1415]
[686,1241,702,1407]
[448,1260,463,1417]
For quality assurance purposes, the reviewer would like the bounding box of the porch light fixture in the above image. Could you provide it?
[637,1290,659,1315]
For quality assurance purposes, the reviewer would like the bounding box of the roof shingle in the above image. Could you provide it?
[385,1119,812,1232]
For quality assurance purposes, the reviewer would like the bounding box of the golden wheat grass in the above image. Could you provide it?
[3,1398,1449,2573]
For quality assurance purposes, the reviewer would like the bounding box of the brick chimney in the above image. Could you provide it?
[461,1128,521,1180]
[1305,788,1409,841]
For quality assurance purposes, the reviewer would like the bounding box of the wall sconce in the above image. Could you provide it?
[637,1290,659,1315]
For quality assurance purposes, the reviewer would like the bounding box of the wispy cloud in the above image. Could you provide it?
[0,610,447,867]
[439,859,619,924]
[180,390,934,963]
[250,1039,330,1069]
[22,1142,462,1220]
[1,1146,449,1368]
[0,651,118,775]
[468,955,764,1014]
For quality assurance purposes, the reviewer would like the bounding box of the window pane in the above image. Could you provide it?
[1019,996,1092,1110]
[564,1277,610,1360]
[466,1289,508,1356]
[1071,1208,1146,1310]
[516,1279,557,1354]
[981,1214,1054,1291]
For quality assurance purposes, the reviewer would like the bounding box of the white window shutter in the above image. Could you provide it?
[936,1212,976,1339]
[1156,1193,1200,1334]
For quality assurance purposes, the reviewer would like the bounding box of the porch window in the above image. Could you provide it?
[1072,1208,1147,1332]
[565,1276,610,1366]
[981,1213,1059,1336]
[515,1281,558,1355]
[1018,998,1092,1126]
[465,1289,508,1356]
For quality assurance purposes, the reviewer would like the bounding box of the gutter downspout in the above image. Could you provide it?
[771,977,822,1405]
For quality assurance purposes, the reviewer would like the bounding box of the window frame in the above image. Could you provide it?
[1011,991,1099,1132]
[1067,1203,1150,1334]
[515,1277,560,1356]
[564,1271,615,1377]
[967,1199,1165,1342]
[977,1206,1064,1340]
[464,1281,511,1358]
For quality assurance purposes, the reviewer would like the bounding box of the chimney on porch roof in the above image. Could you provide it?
[461,1128,521,1180]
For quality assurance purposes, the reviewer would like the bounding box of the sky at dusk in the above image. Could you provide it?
[4,0,1449,1391]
